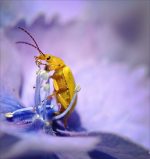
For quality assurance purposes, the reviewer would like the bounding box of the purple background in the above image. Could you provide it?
[0,1,150,150]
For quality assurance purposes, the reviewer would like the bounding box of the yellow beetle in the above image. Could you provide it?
[17,27,77,127]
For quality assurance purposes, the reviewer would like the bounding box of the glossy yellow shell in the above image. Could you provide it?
[63,66,76,100]
[37,53,77,126]
[53,66,76,111]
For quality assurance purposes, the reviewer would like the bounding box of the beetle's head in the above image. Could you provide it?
[35,54,65,71]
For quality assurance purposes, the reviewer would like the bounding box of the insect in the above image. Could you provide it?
[17,27,77,127]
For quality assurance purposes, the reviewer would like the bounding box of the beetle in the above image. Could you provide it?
[17,27,77,127]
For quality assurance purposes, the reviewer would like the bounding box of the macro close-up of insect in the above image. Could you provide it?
[1,1,150,159]
[4,27,80,129]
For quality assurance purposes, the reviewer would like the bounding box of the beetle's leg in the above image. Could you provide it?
[56,93,68,109]
[49,74,62,80]
[35,59,46,68]
[38,61,46,66]
[47,91,56,100]
[35,59,41,67]
[54,92,76,128]
[57,87,77,128]
[57,87,68,93]
[47,87,68,100]
[64,96,77,128]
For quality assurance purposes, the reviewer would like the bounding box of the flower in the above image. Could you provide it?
[0,3,150,158]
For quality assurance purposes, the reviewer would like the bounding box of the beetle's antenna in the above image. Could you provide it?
[18,27,45,56]
[16,41,41,52]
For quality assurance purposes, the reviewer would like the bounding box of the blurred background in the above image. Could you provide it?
[0,1,150,149]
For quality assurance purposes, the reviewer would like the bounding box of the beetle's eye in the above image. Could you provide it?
[47,56,51,60]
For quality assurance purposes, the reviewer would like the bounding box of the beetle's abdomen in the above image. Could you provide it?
[53,71,70,110]
[52,66,76,110]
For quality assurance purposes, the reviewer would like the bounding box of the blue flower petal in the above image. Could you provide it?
[87,132,150,159]
[0,93,23,121]
[1,131,149,159]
